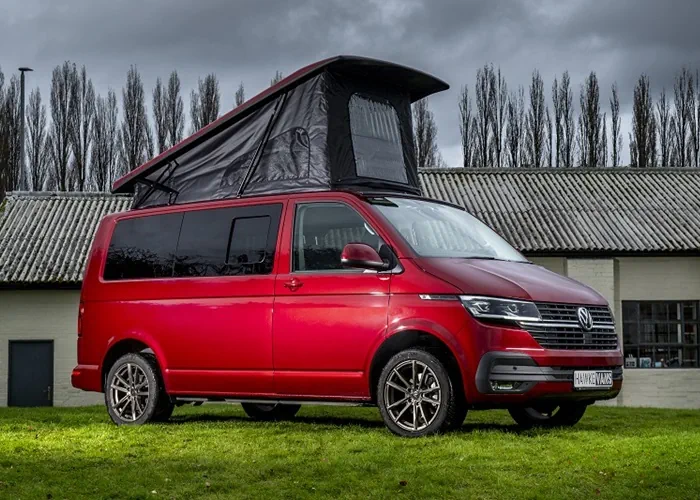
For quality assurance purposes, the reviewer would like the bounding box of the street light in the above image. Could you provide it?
[18,67,33,190]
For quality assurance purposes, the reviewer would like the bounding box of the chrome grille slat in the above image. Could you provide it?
[523,302,618,350]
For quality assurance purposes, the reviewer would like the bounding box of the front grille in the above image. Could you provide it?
[519,302,618,350]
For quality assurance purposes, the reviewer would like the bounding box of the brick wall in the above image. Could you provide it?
[598,369,700,409]
[0,290,102,407]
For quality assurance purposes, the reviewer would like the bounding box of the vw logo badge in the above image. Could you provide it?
[577,307,593,331]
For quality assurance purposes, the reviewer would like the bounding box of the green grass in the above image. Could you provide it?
[0,405,699,499]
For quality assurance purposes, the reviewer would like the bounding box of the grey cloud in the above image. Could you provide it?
[3,0,700,167]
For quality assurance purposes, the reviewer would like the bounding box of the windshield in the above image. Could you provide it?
[372,197,528,262]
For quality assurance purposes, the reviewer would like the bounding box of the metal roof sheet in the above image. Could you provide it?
[419,169,700,254]
[0,192,132,285]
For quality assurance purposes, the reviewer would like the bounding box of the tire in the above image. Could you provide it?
[151,398,175,422]
[444,399,468,431]
[508,402,588,429]
[377,349,458,437]
[104,353,166,426]
[241,403,301,421]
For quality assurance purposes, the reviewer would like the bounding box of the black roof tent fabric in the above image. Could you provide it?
[114,56,449,209]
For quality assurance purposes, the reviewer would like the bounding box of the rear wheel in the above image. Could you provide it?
[105,353,166,425]
[241,403,301,421]
[377,349,458,437]
[508,402,588,429]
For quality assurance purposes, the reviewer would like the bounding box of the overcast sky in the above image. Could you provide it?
[3,0,700,167]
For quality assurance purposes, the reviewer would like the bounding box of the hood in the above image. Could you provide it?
[415,258,607,306]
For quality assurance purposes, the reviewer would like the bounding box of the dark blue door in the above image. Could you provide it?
[8,341,53,407]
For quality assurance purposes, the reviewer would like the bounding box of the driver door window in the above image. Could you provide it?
[293,203,383,272]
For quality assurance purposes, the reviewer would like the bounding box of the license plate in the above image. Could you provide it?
[573,370,613,390]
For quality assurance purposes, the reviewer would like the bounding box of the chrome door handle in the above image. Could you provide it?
[283,279,303,291]
[47,385,51,401]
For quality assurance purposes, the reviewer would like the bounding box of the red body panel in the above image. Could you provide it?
[73,191,623,407]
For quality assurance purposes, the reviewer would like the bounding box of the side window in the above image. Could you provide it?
[104,213,183,281]
[174,204,282,277]
[293,203,387,272]
[348,94,407,184]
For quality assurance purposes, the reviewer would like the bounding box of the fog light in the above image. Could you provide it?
[490,381,522,392]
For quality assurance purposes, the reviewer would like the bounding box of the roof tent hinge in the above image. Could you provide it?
[134,160,180,208]
[236,92,289,198]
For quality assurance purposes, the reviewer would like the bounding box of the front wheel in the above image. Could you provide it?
[241,403,301,421]
[377,349,459,437]
[508,402,588,429]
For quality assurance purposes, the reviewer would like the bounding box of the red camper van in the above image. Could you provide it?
[72,56,622,437]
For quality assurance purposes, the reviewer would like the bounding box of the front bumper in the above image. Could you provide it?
[474,351,622,403]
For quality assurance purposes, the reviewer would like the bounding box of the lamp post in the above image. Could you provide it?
[18,67,33,190]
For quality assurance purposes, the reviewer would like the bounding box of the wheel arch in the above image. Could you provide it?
[101,338,161,391]
[367,329,467,404]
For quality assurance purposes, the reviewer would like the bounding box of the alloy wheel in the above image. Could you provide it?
[109,363,150,422]
[383,359,442,432]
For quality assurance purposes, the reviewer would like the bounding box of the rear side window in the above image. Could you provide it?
[104,213,183,281]
[173,204,281,277]
[348,94,407,184]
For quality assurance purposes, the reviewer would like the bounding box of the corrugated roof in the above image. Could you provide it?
[0,192,132,285]
[419,168,700,254]
[1,170,700,285]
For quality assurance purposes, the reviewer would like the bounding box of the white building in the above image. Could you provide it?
[1,169,699,408]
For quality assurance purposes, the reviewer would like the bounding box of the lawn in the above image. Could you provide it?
[0,405,698,499]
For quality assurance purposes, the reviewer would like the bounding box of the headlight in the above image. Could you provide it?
[459,296,540,322]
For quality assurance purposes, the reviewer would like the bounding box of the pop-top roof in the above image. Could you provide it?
[112,56,449,195]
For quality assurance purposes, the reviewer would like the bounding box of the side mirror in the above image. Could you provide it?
[341,243,391,271]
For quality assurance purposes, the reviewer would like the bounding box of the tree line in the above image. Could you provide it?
[0,62,283,194]
[414,65,700,169]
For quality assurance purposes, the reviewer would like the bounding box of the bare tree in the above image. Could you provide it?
[610,83,622,167]
[26,88,50,190]
[506,86,525,168]
[413,98,442,169]
[270,71,283,86]
[490,68,507,168]
[69,66,95,191]
[165,71,184,149]
[119,66,151,173]
[559,71,575,168]
[545,107,553,168]
[673,67,693,167]
[152,77,168,154]
[474,64,494,167]
[630,74,656,168]
[599,113,608,168]
[91,89,119,191]
[690,71,700,167]
[458,85,474,168]
[190,74,220,132]
[657,89,672,167]
[235,82,245,107]
[552,77,562,167]
[49,62,77,191]
[577,72,604,168]
[0,73,21,192]
[525,70,546,168]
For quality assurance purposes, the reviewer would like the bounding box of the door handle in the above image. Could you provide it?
[47,385,51,401]
[283,278,303,292]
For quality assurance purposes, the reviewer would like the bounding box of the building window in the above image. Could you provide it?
[622,301,699,368]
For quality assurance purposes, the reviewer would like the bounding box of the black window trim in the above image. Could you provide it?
[103,202,283,282]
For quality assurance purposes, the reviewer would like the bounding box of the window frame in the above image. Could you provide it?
[102,202,283,282]
[622,300,700,369]
[290,201,385,275]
